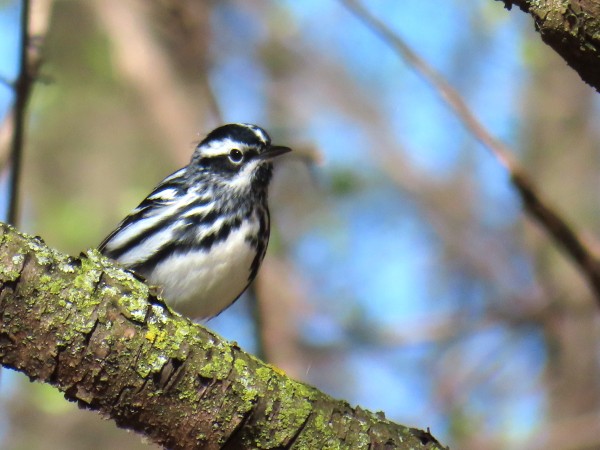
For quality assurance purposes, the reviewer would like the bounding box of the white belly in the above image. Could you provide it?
[148,221,257,318]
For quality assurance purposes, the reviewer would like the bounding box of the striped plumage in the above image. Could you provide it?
[99,123,291,318]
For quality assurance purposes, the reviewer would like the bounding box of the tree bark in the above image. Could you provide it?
[499,0,600,92]
[0,223,444,450]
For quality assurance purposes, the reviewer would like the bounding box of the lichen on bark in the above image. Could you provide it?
[0,223,444,449]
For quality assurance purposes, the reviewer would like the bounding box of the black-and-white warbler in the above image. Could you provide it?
[99,123,291,318]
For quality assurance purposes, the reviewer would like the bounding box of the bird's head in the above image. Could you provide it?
[190,123,291,193]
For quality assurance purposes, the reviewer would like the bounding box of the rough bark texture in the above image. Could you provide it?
[500,0,600,92]
[0,223,444,450]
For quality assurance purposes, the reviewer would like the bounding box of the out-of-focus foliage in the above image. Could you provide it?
[1,0,600,449]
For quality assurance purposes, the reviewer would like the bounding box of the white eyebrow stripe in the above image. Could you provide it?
[199,138,243,158]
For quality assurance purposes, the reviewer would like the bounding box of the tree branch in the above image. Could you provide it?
[7,0,31,225]
[342,0,600,306]
[5,0,50,224]
[498,0,600,92]
[0,222,445,450]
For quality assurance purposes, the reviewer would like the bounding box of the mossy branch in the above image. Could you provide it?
[0,223,445,450]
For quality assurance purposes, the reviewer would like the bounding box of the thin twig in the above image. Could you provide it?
[7,0,31,225]
[341,0,600,303]
[247,285,267,361]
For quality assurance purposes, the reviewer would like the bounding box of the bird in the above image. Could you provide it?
[99,123,291,319]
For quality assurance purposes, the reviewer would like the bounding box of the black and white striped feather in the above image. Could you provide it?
[99,123,290,318]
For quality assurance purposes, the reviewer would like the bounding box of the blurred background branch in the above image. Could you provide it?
[5,0,29,225]
[342,0,600,307]
[3,0,51,226]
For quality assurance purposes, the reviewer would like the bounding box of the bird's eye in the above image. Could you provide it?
[228,149,244,164]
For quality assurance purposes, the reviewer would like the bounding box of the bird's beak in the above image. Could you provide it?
[257,145,292,160]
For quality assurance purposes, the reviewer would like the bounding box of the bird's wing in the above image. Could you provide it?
[98,168,190,253]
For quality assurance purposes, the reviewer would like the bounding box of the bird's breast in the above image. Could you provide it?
[148,218,261,318]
